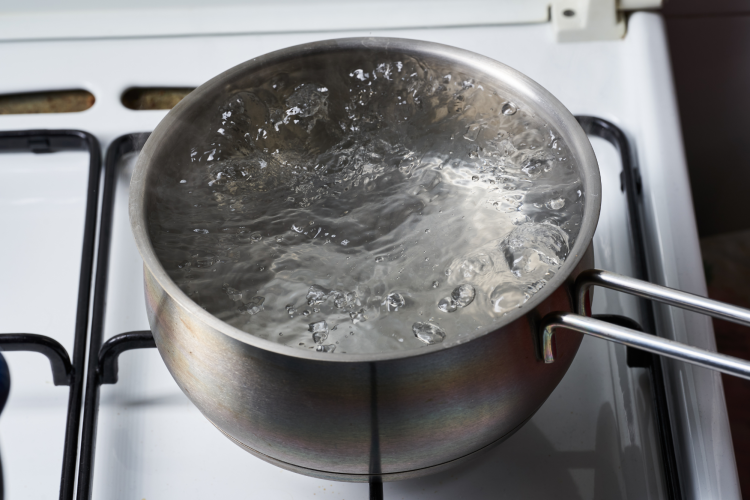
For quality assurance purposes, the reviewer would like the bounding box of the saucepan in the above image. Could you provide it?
[129,38,750,482]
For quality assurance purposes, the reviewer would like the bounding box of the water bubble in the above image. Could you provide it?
[222,283,243,301]
[306,285,329,306]
[459,254,492,279]
[250,232,262,242]
[490,284,528,314]
[412,322,446,345]
[386,292,406,311]
[240,296,265,315]
[490,195,523,213]
[315,344,336,353]
[349,309,367,324]
[432,280,440,288]
[193,228,209,234]
[502,102,518,115]
[463,123,481,141]
[451,284,476,308]
[334,291,355,309]
[438,297,457,313]
[521,162,543,178]
[302,310,311,316]
[286,304,297,317]
[500,223,568,280]
[309,320,329,343]
[546,197,565,210]
[375,256,385,263]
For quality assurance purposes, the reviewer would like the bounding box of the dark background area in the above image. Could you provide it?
[663,1,750,497]
[663,0,750,237]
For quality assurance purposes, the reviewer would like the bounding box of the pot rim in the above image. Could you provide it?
[129,36,601,363]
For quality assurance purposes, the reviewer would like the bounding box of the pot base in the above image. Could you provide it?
[209,417,531,483]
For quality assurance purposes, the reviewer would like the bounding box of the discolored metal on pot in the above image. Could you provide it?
[143,247,592,478]
[131,37,602,481]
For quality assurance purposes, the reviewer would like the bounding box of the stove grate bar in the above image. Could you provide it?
[97,331,155,385]
[0,334,73,386]
[0,129,101,500]
[75,133,148,500]
[577,116,683,500]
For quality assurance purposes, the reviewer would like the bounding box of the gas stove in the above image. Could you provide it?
[0,7,740,500]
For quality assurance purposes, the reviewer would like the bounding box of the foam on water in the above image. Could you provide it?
[148,55,585,354]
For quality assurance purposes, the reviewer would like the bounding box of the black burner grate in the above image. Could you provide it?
[3,120,679,500]
[0,130,101,500]
[577,116,682,500]
[75,133,151,500]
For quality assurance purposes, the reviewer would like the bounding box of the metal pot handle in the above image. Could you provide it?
[540,269,750,381]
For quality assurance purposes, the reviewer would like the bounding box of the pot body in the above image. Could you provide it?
[132,37,602,481]
[144,244,591,481]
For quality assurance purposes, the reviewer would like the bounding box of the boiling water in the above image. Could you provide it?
[148,55,584,354]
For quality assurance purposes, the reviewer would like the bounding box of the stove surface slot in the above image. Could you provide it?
[0,90,95,115]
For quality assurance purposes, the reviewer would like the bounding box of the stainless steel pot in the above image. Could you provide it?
[129,37,750,482]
